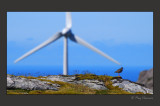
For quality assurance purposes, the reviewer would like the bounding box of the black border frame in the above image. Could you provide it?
[0,0,160,105]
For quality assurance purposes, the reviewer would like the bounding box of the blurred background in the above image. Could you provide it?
[7,12,153,82]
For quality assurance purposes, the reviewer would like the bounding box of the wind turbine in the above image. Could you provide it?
[14,12,121,75]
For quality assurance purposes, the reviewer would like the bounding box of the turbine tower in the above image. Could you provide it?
[14,12,121,75]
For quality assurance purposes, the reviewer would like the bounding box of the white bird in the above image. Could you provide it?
[14,12,121,75]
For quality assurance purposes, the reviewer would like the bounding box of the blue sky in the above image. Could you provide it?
[7,12,153,70]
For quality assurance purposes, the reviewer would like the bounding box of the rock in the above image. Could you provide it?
[137,68,153,89]
[46,75,107,90]
[111,79,153,94]
[46,75,76,82]
[73,79,107,90]
[7,75,59,90]
[7,76,14,87]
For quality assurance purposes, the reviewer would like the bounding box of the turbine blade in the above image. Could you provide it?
[14,32,63,63]
[69,35,121,65]
[66,12,72,28]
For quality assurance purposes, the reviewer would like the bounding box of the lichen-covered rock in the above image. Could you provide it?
[73,79,107,90]
[46,75,76,82]
[7,75,59,90]
[45,75,107,90]
[111,79,153,94]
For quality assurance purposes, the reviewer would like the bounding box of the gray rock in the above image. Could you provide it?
[7,76,14,87]
[46,75,76,82]
[7,75,59,90]
[46,76,107,90]
[73,79,107,90]
[111,79,153,94]
[137,68,153,90]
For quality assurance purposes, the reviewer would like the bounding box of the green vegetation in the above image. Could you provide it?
[19,75,46,79]
[29,84,95,94]
[7,89,30,94]
[7,74,145,95]
[75,73,122,81]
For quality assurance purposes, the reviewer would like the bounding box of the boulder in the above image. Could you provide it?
[45,75,107,90]
[7,75,59,90]
[137,68,153,89]
[46,75,76,82]
[73,79,107,90]
[111,79,153,94]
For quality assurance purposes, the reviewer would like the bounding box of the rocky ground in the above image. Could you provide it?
[7,74,153,94]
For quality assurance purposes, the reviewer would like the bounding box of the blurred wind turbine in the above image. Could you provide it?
[14,12,121,75]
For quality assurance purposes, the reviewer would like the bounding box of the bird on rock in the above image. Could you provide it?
[115,67,123,77]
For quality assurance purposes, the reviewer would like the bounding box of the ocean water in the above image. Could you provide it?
[7,66,152,82]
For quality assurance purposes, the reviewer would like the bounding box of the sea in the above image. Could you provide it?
[7,66,153,82]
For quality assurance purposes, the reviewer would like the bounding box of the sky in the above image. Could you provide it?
[7,12,153,74]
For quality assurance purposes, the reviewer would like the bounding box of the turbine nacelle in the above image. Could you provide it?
[62,27,70,35]
[62,28,73,37]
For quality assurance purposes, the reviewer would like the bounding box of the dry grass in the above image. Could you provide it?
[19,76,46,79]
[29,84,95,94]
[75,74,114,82]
